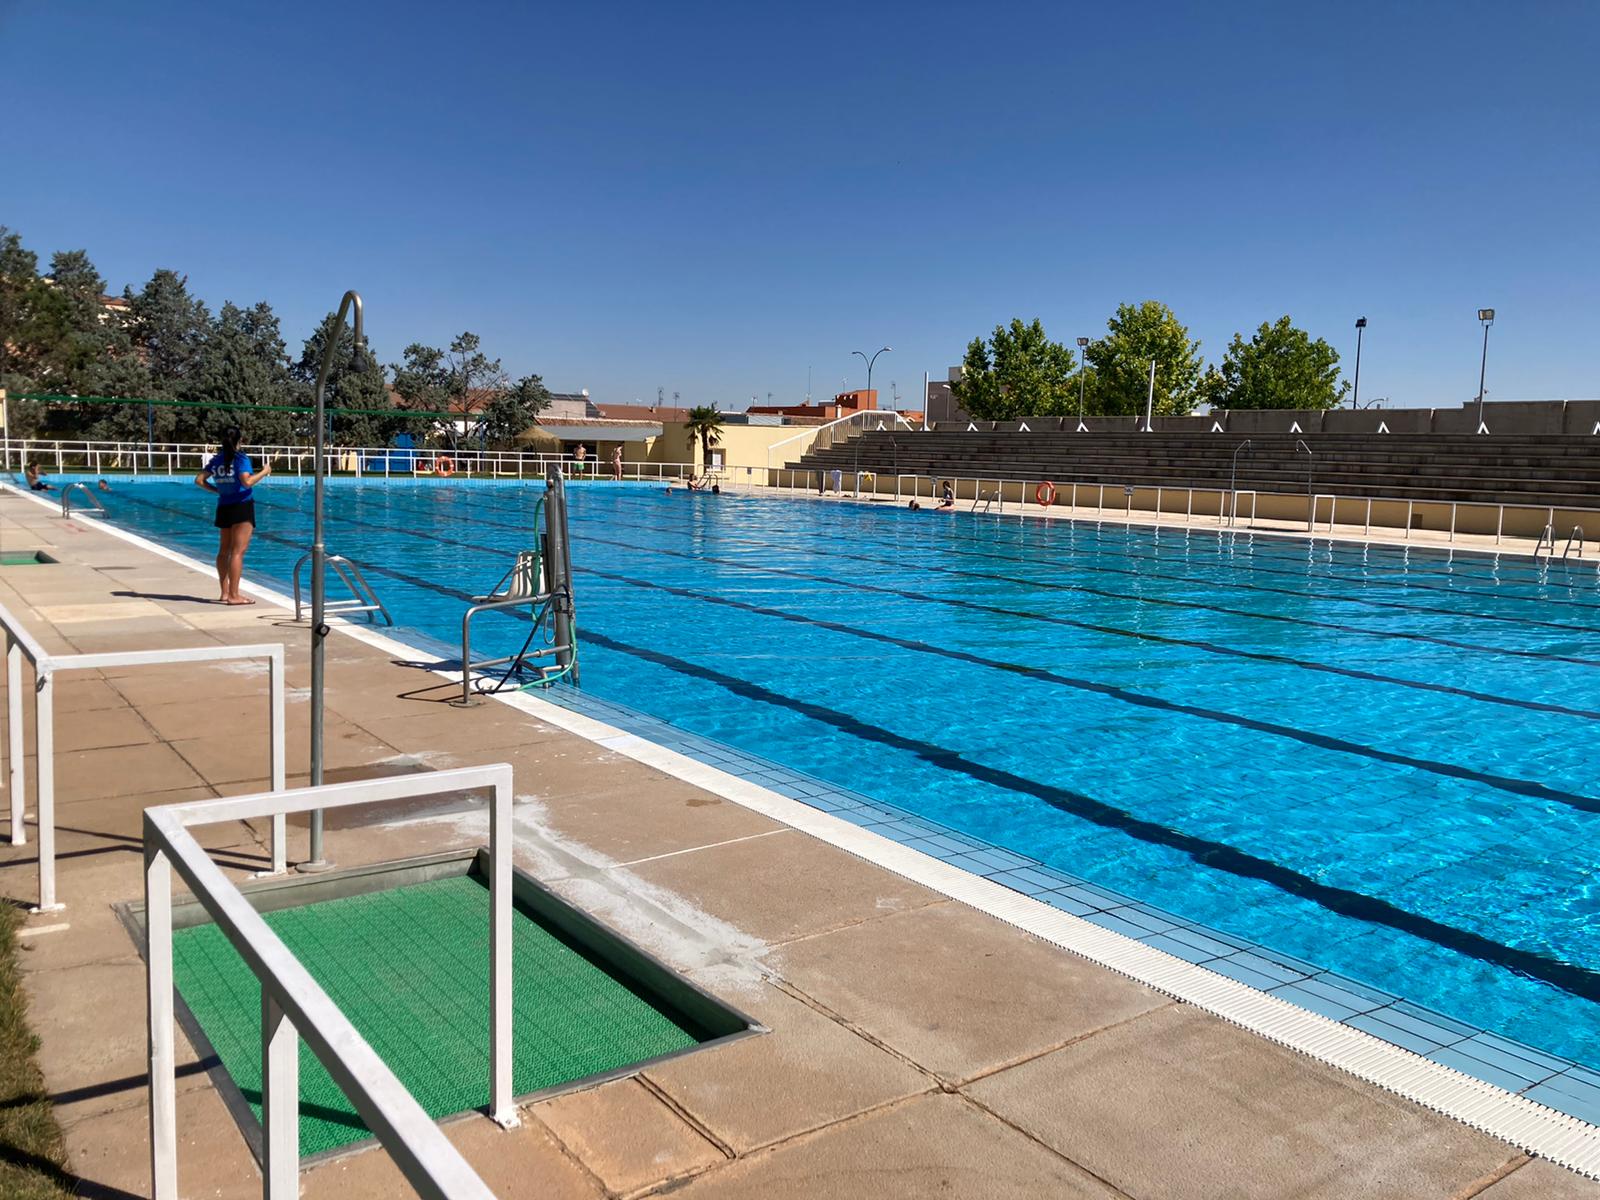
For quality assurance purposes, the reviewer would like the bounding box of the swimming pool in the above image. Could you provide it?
[79,477,1600,1090]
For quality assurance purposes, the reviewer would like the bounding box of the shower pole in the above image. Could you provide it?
[304,290,365,871]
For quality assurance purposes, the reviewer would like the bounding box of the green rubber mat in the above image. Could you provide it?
[172,874,703,1156]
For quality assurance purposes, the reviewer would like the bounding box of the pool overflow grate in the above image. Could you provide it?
[120,851,759,1162]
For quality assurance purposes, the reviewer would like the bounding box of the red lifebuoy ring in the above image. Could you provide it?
[1036,481,1057,507]
[435,456,456,477]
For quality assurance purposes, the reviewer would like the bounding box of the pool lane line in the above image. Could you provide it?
[824,510,1600,636]
[96,491,1600,1007]
[292,487,1600,726]
[566,530,1600,723]
[844,486,1600,595]
[577,564,1600,816]
[922,502,1600,607]
[110,490,1600,813]
[573,624,1600,1008]
[27,487,1600,1174]
[951,516,1600,619]
[360,489,1600,673]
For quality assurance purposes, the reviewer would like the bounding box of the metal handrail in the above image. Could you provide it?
[0,598,286,910]
[144,765,514,1199]
[1564,525,1585,560]
[292,552,393,625]
[59,481,105,517]
[1534,523,1557,559]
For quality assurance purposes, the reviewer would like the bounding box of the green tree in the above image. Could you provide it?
[392,332,507,449]
[480,373,550,448]
[183,302,300,444]
[0,227,40,389]
[124,269,210,396]
[296,312,400,446]
[18,250,153,437]
[951,318,1079,420]
[685,405,724,467]
[1208,316,1347,410]
[1085,301,1205,417]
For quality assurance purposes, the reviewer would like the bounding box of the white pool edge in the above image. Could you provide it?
[17,489,1600,1179]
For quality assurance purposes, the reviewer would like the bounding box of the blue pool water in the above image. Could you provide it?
[84,478,1600,1074]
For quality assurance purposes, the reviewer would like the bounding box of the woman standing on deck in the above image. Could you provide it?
[196,427,271,605]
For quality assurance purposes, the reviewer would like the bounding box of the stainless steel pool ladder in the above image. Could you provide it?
[1533,523,1586,562]
[292,553,392,624]
[973,486,999,514]
[60,482,106,518]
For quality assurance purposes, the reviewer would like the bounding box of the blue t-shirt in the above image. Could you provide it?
[205,452,253,506]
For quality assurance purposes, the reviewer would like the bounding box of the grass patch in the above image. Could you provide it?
[0,904,75,1199]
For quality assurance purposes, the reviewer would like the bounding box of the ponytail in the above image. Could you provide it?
[220,427,242,469]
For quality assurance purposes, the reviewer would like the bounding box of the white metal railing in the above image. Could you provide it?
[755,465,1600,554]
[0,438,708,483]
[763,409,915,474]
[0,601,286,909]
[144,765,514,1199]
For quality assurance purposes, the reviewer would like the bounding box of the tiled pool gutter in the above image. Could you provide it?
[23,485,1600,1179]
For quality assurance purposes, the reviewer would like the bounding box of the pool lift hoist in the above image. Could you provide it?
[458,469,580,704]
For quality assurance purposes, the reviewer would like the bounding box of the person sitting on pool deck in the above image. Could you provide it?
[24,463,52,491]
[197,427,272,606]
[936,480,955,510]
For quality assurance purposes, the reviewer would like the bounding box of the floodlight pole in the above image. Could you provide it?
[306,290,364,871]
[1474,308,1495,433]
[1351,318,1366,409]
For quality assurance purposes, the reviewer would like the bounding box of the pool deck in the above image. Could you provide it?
[1,491,1597,1199]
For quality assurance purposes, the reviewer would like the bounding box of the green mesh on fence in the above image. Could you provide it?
[171,874,702,1156]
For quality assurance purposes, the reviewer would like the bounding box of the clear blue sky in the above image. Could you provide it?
[5,1,1597,410]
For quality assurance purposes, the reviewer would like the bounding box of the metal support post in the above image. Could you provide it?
[146,840,177,1200]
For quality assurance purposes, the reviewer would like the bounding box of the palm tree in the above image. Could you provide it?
[685,405,724,472]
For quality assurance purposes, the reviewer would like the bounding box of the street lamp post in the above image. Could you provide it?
[852,347,892,409]
[1076,337,1090,427]
[1351,318,1366,409]
[1475,309,1495,433]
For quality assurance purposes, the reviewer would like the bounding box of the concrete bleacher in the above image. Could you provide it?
[789,429,1600,511]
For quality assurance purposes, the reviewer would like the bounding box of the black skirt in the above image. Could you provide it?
[214,500,256,529]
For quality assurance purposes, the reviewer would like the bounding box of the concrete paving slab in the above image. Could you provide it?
[1480,1159,1600,1198]
[644,983,931,1154]
[775,900,1168,1082]
[627,829,944,945]
[535,1077,726,1194]
[51,704,155,753]
[60,1077,261,1200]
[351,704,570,754]
[170,716,388,784]
[532,777,784,865]
[669,1093,1120,1199]
[135,692,308,745]
[965,1003,1516,1199]
[299,1113,606,1200]
[49,740,206,801]
[24,957,207,1118]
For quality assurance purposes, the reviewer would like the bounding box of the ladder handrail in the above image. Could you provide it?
[59,481,106,518]
[1563,524,1585,560]
[291,553,392,625]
